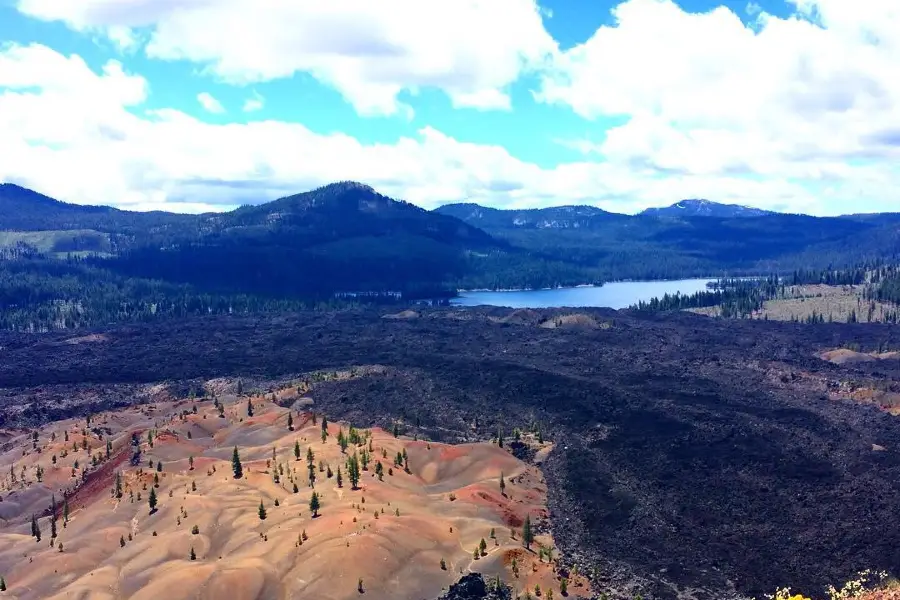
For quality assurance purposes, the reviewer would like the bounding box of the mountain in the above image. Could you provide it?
[0,183,197,234]
[437,200,900,280]
[3,181,900,332]
[640,198,775,218]
[103,181,519,297]
[435,202,622,229]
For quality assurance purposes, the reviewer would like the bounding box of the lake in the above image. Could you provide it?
[450,278,715,309]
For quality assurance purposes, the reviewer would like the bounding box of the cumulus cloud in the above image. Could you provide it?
[16,0,556,116]
[537,0,900,185]
[197,91,225,114]
[0,42,895,216]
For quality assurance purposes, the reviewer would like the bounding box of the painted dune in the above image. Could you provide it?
[0,390,585,599]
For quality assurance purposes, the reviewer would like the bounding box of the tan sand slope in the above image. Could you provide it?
[0,391,586,599]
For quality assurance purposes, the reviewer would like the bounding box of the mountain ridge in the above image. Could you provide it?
[640,198,776,218]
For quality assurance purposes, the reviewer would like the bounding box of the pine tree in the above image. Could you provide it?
[120,535,126,547]
[321,415,328,434]
[106,439,113,459]
[306,447,315,466]
[115,472,123,498]
[232,446,243,479]
[148,487,158,513]
[258,500,267,520]
[336,466,343,488]
[294,440,301,460]
[189,456,194,471]
[522,514,534,550]
[190,546,196,561]
[287,412,293,430]
[440,558,447,570]
[347,454,361,490]
[499,472,506,496]
[50,514,57,539]
[338,430,349,454]
[236,379,243,395]
[309,491,321,517]
[31,514,40,542]
[321,428,327,444]
[247,398,254,417]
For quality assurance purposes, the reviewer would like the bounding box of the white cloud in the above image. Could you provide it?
[242,90,264,112]
[106,25,139,51]
[196,91,224,114]
[15,0,557,117]
[537,0,900,188]
[0,42,898,217]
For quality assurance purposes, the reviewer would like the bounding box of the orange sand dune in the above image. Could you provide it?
[0,392,583,600]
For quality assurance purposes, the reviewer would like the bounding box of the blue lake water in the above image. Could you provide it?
[450,279,715,309]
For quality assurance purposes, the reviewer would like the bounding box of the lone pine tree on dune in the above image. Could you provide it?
[309,491,321,517]
[232,446,243,479]
[523,514,534,550]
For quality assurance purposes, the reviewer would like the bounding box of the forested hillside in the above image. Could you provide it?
[3,181,900,332]
[437,203,900,280]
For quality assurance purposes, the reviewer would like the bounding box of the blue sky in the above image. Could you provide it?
[0,0,899,215]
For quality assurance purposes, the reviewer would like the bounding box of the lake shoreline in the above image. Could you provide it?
[450,278,718,310]
[455,276,725,294]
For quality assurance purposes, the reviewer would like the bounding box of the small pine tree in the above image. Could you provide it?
[287,412,294,431]
[247,398,254,417]
[559,578,568,596]
[440,558,447,570]
[148,487,158,513]
[190,546,196,561]
[120,535,126,547]
[258,500,267,520]
[522,514,534,550]
[309,491,321,517]
[191,524,200,534]
[50,514,57,539]
[336,466,343,488]
[479,538,487,555]
[347,454,361,489]
[115,472,123,498]
[232,446,243,479]
[499,472,506,496]
[294,440,301,460]
[31,514,40,542]
[189,456,194,470]
[358,578,364,593]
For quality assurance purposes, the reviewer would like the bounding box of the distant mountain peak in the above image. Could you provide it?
[642,199,773,218]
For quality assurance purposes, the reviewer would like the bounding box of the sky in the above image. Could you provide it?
[0,0,899,216]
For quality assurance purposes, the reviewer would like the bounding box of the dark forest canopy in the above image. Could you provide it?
[3,181,900,331]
